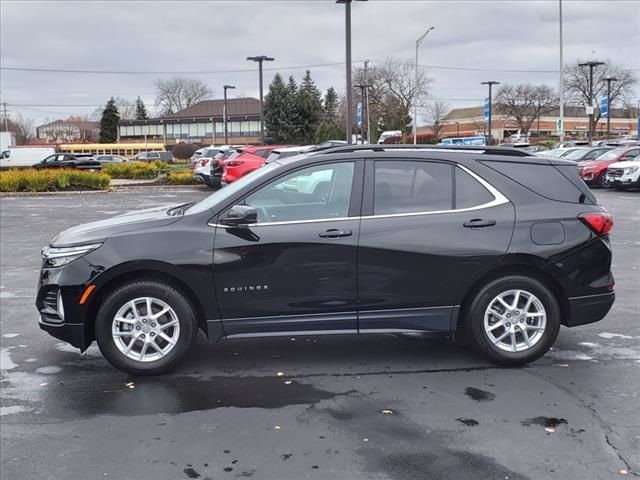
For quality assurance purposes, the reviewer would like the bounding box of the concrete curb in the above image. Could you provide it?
[0,184,208,197]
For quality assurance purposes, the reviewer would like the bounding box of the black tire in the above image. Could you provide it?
[465,275,561,366]
[597,173,609,188]
[95,280,198,375]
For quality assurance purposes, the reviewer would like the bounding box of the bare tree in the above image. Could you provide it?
[155,77,213,115]
[495,84,557,134]
[564,60,638,122]
[380,59,432,136]
[114,98,136,120]
[425,99,450,139]
[6,114,36,143]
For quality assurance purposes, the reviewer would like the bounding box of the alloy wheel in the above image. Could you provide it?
[483,289,546,353]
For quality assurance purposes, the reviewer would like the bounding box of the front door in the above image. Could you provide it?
[213,160,363,337]
[357,158,515,333]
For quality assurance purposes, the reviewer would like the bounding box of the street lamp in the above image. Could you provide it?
[337,0,367,144]
[247,55,275,144]
[481,81,500,145]
[414,26,435,145]
[602,76,618,138]
[578,60,604,144]
[223,85,236,145]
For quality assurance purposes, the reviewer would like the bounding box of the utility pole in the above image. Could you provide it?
[223,84,236,145]
[414,26,435,144]
[481,81,500,145]
[603,77,617,138]
[578,60,604,145]
[364,60,371,143]
[247,55,275,144]
[2,102,8,131]
[558,0,564,143]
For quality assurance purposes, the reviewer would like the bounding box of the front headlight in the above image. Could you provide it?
[41,243,102,267]
[625,166,639,175]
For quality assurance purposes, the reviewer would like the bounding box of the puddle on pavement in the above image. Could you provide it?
[42,376,337,418]
[464,387,496,402]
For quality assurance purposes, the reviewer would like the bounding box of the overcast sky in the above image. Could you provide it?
[1,0,639,125]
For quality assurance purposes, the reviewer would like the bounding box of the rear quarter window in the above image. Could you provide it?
[482,160,595,204]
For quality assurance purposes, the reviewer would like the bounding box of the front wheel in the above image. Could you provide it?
[95,280,198,375]
[598,173,609,188]
[465,275,560,366]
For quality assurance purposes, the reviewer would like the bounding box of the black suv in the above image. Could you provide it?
[37,145,615,375]
[33,153,101,170]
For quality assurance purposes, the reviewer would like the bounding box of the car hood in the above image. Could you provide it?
[50,204,183,247]
[578,160,603,168]
[607,161,638,169]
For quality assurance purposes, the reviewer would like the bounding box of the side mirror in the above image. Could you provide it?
[220,205,257,227]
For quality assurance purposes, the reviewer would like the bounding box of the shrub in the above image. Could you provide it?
[102,161,165,179]
[167,171,198,185]
[0,169,110,192]
[171,143,200,160]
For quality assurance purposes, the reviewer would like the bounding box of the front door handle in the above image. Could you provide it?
[463,219,496,228]
[319,229,353,239]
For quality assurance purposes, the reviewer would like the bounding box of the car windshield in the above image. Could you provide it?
[187,161,281,215]
[596,150,624,161]
[563,148,590,160]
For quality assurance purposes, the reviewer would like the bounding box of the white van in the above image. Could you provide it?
[0,146,57,169]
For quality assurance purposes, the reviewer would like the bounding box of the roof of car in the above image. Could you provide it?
[275,144,576,168]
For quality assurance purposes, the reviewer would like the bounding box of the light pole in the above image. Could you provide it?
[247,55,275,144]
[456,122,460,136]
[337,0,367,144]
[558,0,564,143]
[603,77,617,138]
[364,60,371,143]
[481,81,500,145]
[578,60,604,145]
[414,26,435,145]
[223,84,236,145]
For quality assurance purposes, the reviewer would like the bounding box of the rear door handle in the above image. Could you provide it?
[463,219,496,228]
[319,229,353,238]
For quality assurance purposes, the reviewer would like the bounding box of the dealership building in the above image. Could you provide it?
[117,98,262,145]
[432,105,638,141]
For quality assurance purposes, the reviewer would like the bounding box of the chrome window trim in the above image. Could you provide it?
[209,164,509,228]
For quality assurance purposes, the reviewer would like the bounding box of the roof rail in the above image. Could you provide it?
[309,144,534,157]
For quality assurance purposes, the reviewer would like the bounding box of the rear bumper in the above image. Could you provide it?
[564,292,615,327]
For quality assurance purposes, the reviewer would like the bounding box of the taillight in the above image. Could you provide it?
[226,160,245,167]
[579,212,613,236]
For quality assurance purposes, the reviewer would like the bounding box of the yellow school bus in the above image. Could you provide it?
[58,143,166,158]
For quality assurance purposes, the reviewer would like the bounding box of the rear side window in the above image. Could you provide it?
[374,161,453,214]
[455,168,494,208]
[483,161,595,204]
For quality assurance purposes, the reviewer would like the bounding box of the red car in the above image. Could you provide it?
[578,146,640,187]
[222,145,287,183]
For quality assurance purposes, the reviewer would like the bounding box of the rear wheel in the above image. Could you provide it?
[95,280,198,375]
[465,275,560,366]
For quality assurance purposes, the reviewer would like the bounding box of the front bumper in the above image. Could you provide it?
[38,319,89,350]
[564,292,615,327]
[607,174,638,186]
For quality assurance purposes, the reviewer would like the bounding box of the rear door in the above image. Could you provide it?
[213,160,363,336]
[357,158,515,333]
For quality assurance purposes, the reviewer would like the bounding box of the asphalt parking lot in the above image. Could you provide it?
[1,186,639,480]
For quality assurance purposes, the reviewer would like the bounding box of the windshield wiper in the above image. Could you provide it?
[166,202,196,216]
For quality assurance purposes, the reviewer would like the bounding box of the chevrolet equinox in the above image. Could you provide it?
[37,145,615,375]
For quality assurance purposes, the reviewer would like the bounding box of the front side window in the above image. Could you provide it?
[244,162,355,223]
[373,161,453,215]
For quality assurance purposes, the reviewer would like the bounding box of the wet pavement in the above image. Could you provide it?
[1,187,639,480]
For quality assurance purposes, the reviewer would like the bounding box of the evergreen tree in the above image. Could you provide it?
[99,97,120,143]
[296,70,323,144]
[264,74,293,143]
[314,121,345,144]
[135,96,148,120]
[323,87,339,124]
[285,75,301,142]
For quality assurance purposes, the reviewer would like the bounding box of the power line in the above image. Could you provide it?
[0,61,354,75]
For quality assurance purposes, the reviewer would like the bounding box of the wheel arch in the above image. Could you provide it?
[85,263,209,343]
[457,261,569,331]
